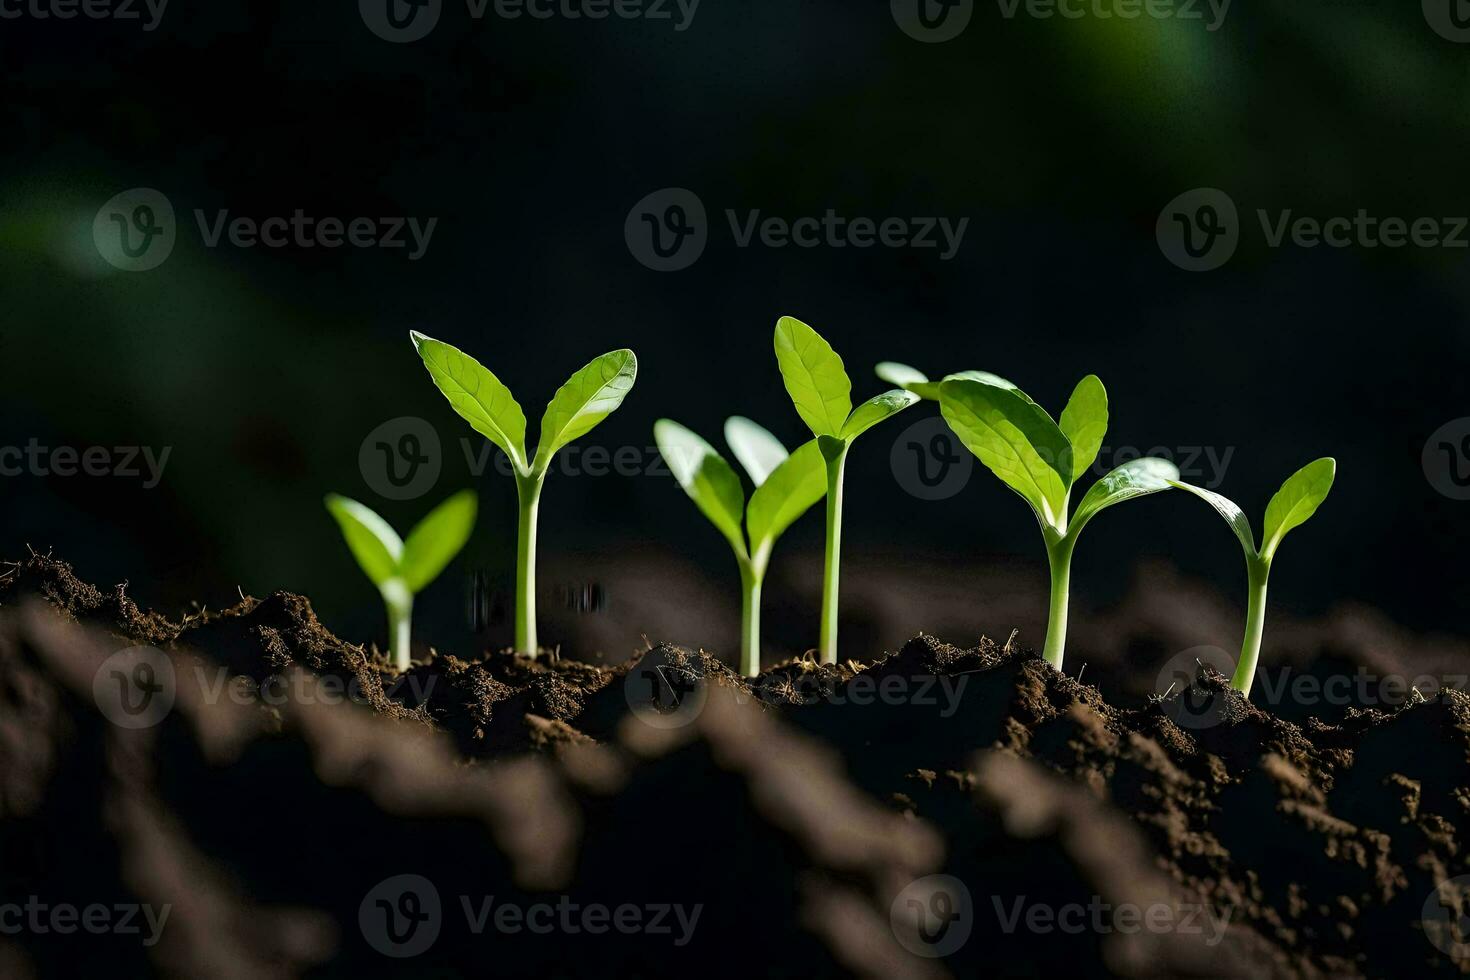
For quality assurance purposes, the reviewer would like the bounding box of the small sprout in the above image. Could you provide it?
[411,332,637,654]
[774,316,920,663]
[324,490,477,671]
[875,361,1009,401]
[654,417,826,676]
[1172,458,1336,696]
[938,374,1178,671]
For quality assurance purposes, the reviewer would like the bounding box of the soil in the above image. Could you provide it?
[2,552,1468,978]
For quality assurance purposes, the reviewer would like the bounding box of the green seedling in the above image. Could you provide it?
[774,316,920,663]
[654,417,826,676]
[875,361,1005,401]
[938,375,1178,671]
[1171,459,1336,697]
[325,490,477,671]
[411,332,637,654]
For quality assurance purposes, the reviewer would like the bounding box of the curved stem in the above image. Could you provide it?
[515,472,544,654]
[1041,532,1076,670]
[1233,557,1271,696]
[819,446,847,665]
[739,559,763,677]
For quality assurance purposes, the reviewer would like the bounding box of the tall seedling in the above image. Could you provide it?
[939,375,1178,671]
[412,332,637,654]
[773,316,919,663]
[1171,458,1335,696]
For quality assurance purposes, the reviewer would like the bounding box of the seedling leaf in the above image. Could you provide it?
[1059,375,1108,486]
[939,378,1071,527]
[1170,481,1257,557]
[411,331,528,472]
[874,361,929,389]
[1071,457,1179,532]
[774,316,852,437]
[724,416,788,488]
[655,419,748,558]
[324,494,402,588]
[399,489,478,592]
[841,389,921,440]
[1261,457,1336,560]
[746,439,827,556]
[874,363,1017,401]
[534,349,638,471]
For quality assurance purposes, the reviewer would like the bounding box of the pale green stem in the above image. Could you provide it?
[1233,557,1272,696]
[1041,531,1076,670]
[515,472,544,655]
[382,578,413,673]
[819,447,848,665]
[739,559,763,678]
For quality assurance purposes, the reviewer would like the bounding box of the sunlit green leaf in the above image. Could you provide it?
[1261,458,1336,560]
[840,389,920,440]
[411,331,528,472]
[399,490,478,592]
[324,494,403,589]
[724,416,788,488]
[939,378,1071,527]
[534,349,637,471]
[774,316,852,437]
[655,419,748,559]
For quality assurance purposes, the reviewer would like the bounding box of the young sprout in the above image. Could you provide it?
[774,317,920,663]
[411,332,637,654]
[1171,458,1336,696]
[654,417,826,676]
[938,375,1178,671]
[324,490,477,671]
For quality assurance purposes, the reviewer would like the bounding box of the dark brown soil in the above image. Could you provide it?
[2,552,1468,978]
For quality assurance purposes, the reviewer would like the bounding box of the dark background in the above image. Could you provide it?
[3,0,1467,665]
